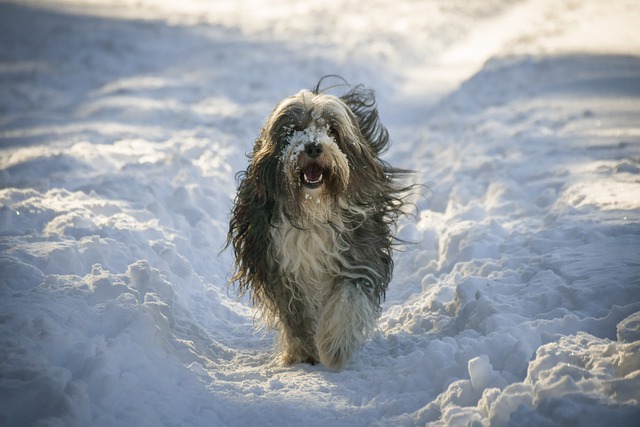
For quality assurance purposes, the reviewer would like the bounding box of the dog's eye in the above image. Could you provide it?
[327,126,339,143]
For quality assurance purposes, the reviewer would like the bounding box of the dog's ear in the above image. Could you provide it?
[227,136,277,295]
[313,77,389,155]
[337,85,414,220]
[339,85,390,156]
[249,132,283,206]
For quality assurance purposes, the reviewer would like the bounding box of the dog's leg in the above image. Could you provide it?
[315,280,379,370]
[273,293,318,366]
[277,322,317,365]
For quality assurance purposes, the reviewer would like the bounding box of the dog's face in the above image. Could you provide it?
[255,89,372,218]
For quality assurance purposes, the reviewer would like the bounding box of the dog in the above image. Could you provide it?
[227,77,410,370]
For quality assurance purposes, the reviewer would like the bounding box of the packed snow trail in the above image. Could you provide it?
[1,1,639,426]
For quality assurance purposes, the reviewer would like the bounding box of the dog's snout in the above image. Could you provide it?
[304,143,323,159]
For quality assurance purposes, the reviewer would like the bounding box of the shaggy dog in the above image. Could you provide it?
[227,78,410,370]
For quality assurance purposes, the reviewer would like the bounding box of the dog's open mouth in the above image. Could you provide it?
[301,163,325,189]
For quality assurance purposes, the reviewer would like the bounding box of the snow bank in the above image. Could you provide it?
[1,0,639,426]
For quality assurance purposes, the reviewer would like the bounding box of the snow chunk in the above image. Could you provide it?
[468,355,503,392]
[126,260,174,302]
[0,256,44,291]
[617,312,640,343]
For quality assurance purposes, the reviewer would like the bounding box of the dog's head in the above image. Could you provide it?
[228,79,411,299]
[270,90,353,212]
[248,86,391,221]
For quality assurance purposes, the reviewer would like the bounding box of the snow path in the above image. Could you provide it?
[1,1,639,426]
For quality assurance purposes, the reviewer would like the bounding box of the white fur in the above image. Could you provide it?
[315,282,379,370]
[269,212,379,370]
[269,214,345,322]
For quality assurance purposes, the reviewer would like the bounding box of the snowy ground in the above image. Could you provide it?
[1,0,639,426]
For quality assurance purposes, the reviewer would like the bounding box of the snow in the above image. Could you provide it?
[1,0,639,426]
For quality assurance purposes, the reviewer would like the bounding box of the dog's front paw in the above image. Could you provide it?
[276,327,318,366]
[316,327,353,371]
[317,345,349,371]
[315,281,379,370]
[279,349,317,366]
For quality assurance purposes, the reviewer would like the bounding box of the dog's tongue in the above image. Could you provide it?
[304,164,323,182]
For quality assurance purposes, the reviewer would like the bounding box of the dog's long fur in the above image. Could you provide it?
[227,78,410,370]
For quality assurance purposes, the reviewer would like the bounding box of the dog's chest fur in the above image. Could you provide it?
[269,217,345,319]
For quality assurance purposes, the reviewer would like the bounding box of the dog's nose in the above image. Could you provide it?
[304,143,323,159]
